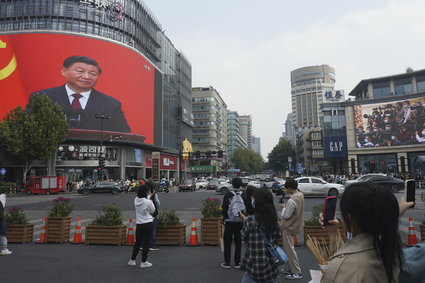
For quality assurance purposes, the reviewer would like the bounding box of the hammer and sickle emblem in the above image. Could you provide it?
[0,40,17,80]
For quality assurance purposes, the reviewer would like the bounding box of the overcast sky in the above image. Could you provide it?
[143,0,425,159]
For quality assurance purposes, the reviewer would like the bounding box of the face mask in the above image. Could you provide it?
[384,120,389,123]
[385,127,391,131]
[391,136,396,140]
[365,130,370,134]
[422,131,425,136]
[251,198,255,208]
[373,129,378,132]
[364,139,369,143]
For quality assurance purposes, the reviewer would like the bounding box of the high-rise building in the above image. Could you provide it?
[251,136,261,155]
[0,0,192,181]
[227,110,248,165]
[291,65,335,143]
[239,115,252,149]
[191,87,227,175]
[282,113,295,144]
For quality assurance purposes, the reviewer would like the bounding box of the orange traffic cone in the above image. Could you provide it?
[189,218,199,246]
[38,217,47,244]
[407,217,418,246]
[126,218,135,245]
[72,216,83,244]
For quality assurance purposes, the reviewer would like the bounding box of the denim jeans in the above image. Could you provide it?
[241,272,276,283]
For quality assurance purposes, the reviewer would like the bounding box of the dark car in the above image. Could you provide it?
[77,182,123,195]
[346,175,404,193]
[179,180,195,192]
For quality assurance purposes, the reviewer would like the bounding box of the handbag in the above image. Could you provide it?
[256,218,288,266]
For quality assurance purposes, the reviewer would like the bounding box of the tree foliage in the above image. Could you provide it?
[231,148,264,174]
[0,92,68,182]
[267,139,296,173]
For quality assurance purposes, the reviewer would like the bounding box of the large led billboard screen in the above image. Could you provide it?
[354,97,425,148]
[0,32,162,144]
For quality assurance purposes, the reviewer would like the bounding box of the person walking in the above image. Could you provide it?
[280,178,304,280]
[221,177,246,269]
[128,182,155,268]
[148,183,160,251]
[0,193,12,255]
[240,188,281,283]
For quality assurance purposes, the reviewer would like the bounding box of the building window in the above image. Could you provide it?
[373,86,390,98]
[417,80,425,92]
[394,83,412,95]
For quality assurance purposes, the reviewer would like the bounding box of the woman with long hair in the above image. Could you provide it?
[240,189,281,283]
[322,182,403,283]
[128,181,155,268]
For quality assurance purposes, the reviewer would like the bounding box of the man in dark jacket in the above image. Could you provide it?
[221,177,247,269]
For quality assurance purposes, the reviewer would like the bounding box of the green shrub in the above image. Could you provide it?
[0,182,17,194]
[157,209,181,228]
[5,206,29,225]
[201,198,222,218]
[304,204,323,226]
[92,205,123,226]
[48,197,74,217]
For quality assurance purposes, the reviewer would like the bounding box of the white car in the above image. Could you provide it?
[295,177,345,196]
[195,178,209,190]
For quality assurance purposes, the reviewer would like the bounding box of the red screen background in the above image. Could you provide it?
[0,33,156,143]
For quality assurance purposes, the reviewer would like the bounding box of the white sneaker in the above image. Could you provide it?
[128,259,136,266]
[0,249,12,256]
[140,261,153,268]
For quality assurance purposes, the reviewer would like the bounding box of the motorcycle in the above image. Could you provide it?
[158,180,169,193]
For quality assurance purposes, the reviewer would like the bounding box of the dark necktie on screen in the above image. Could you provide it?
[71,93,83,110]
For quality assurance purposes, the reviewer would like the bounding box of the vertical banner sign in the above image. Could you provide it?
[151,152,160,182]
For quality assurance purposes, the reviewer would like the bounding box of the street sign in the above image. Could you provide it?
[297,163,303,175]
[152,152,160,182]
[0,168,6,176]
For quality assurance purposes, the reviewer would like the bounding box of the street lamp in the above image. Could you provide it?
[95,112,110,180]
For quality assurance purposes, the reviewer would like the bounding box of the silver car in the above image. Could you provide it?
[295,177,345,196]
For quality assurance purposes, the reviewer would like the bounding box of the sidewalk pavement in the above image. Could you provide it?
[2,243,317,283]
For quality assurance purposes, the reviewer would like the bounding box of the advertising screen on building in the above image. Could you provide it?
[354,97,425,148]
[0,32,162,144]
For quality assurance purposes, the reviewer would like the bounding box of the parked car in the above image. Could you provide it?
[295,177,345,196]
[179,180,195,192]
[196,178,209,190]
[77,182,123,195]
[216,182,232,194]
[263,177,285,189]
[345,175,404,193]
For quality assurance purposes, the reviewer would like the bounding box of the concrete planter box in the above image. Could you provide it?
[6,224,34,243]
[156,225,186,246]
[201,218,222,246]
[47,216,71,243]
[85,225,126,246]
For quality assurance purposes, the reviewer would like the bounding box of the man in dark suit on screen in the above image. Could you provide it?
[34,55,131,132]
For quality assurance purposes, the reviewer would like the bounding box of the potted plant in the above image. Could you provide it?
[46,197,74,243]
[85,205,126,245]
[303,204,345,245]
[200,198,222,246]
[5,206,34,243]
[156,209,186,246]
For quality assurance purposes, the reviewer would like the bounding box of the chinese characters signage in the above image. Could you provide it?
[79,0,125,21]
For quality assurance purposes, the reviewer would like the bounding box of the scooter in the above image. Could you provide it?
[159,180,169,193]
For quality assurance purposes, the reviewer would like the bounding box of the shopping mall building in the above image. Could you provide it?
[344,69,425,177]
[0,0,193,183]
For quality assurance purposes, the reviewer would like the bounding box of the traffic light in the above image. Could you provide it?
[371,160,375,165]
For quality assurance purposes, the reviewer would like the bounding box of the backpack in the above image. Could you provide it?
[227,191,246,222]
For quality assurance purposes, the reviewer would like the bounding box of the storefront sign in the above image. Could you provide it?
[190,165,213,173]
[323,136,348,158]
[160,154,178,170]
[151,152,160,182]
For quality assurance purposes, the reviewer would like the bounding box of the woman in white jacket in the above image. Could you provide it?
[128,182,155,268]
[0,193,12,255]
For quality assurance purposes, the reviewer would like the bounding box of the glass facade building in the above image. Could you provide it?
[0,0,192,182]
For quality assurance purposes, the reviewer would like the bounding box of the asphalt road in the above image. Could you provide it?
[2,188,424,283]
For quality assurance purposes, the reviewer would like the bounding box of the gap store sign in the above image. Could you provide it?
[323,136,348,158]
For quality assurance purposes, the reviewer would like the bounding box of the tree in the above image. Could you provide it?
[0,92,68,183]
[267,139,296,174]
[231,148,264,174]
